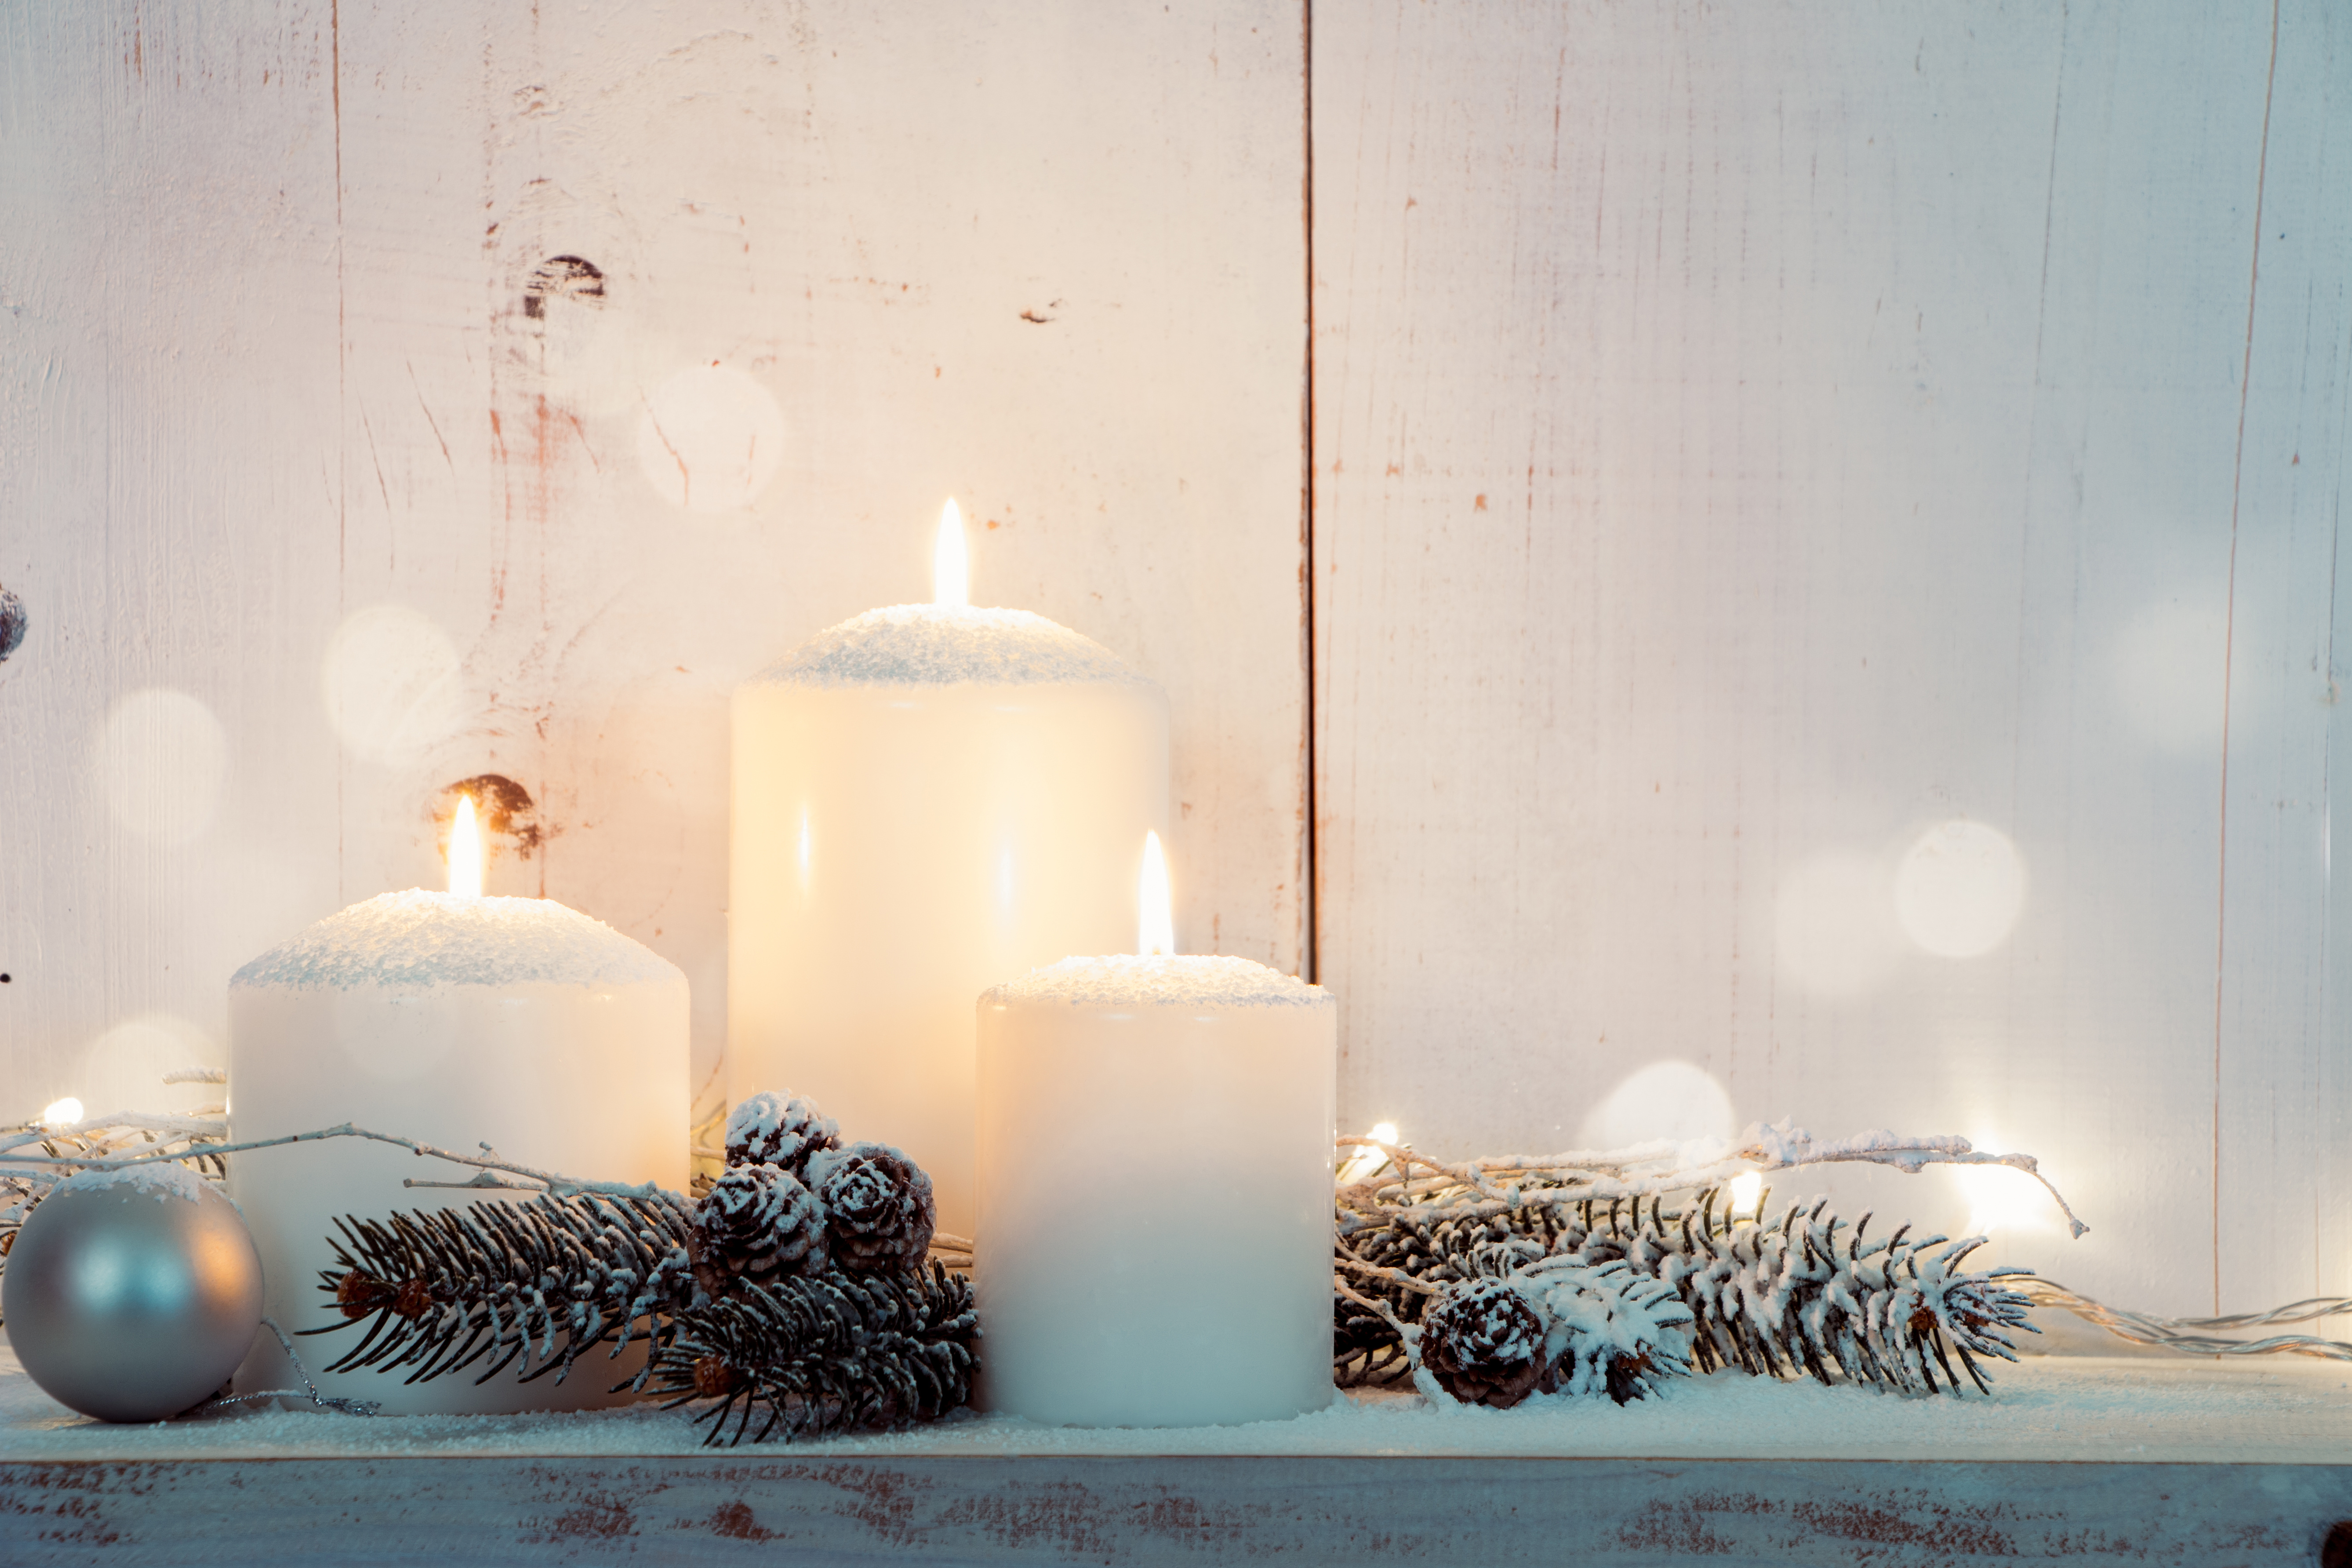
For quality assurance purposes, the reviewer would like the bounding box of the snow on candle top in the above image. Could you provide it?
[230,890,682,991]
[749,604,1146,688]
[982,954,1332,1010]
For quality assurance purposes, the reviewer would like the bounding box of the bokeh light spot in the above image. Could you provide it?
[1896,819,2028,958]
[98,688,229,843]
[1578,1060,1736,1153]
[80,1014,218,1117]
[1772,851,1899,999]
[321,605,464,764]
[635,364,786,513]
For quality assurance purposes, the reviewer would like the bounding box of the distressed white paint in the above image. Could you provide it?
[1314,1,2348,1318]
[0,2,1309,1132]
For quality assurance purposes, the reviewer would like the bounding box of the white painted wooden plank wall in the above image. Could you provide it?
[6,0,2347,1331]
[1314,0,2348,1317]
[0,1,1309,1122]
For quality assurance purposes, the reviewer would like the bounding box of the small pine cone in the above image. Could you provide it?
[336,1271,396,1319]
[694,1355,742,1399]
[1418,1277,1552,1409]
[725,1091,841,1175]
[806,1142,935,1276]
[691,1164,828,1292]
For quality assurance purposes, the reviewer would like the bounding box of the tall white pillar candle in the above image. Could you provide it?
[227,889,688,1414]
[731,507,1168,1241]
[977,954,1337,1426]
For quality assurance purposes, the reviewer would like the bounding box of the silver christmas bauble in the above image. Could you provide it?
[3,1164,264,1422]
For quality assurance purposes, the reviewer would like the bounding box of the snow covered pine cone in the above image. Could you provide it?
[1416,1260,1695,1408]
[1417,1277,1551,1408]
[1515,1258,1694,1405]
[725,1091,841,1177]
[807,1142,935,1275]
[691,1163,829,1294]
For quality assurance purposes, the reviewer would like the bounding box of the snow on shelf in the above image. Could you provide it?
[4,1340,2346,1467]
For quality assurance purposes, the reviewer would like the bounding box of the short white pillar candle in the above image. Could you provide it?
[976,952,1337,1427]
[730,502,1168,1242]
[226,887,688,1414]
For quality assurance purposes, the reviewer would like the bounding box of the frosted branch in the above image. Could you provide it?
[1338,1117,2089,1240]
[1,1123,664,1201]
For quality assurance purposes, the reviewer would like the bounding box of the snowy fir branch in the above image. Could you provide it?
[1337,1177,2038,1404]
[307,1190,704,1390]
[642,1264,978,1446]
[306,1091,976,1444]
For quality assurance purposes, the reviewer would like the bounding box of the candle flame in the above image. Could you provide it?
[41,1096,83,1128]
[933,498,968,608]
[448,793,484,897]
[1138,830,1174,956]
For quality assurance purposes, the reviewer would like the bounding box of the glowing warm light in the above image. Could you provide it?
[448,794,484,898]
[1138,830,1174,956]
[41,1097,83,1128]
[1952,1157,2048,1239]
[1339,1122,1403,1184]
[933,499,969,608]
[1728,1171,1764,1216]
[1895,820,2028,959]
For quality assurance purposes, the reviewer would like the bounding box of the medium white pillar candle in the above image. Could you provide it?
[976,954,1337,1427]
[731,507,1168,1242]
[227,889,688,1414]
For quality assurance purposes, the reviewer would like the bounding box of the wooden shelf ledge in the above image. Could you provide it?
[7,1347,2350,1563]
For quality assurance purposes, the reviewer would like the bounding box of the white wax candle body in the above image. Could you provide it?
[228,891,687,1415]
[977,956,1336,1427]
[731,607,1168,1240]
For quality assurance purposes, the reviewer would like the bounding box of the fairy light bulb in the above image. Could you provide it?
[1729,1170,1763,1217]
